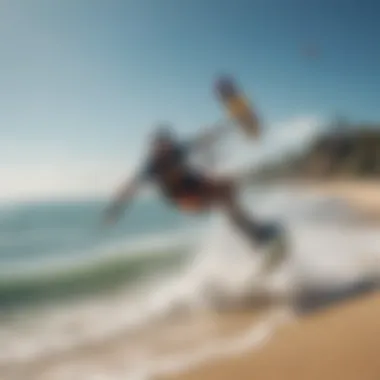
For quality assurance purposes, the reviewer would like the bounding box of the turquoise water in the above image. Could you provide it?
[0,197,205,308]
[0,197,201,263]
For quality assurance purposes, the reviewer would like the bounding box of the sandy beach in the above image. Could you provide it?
[300,179,380,221]
[173,292,380,380]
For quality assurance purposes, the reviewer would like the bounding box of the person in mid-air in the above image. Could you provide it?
[104,124,281,249]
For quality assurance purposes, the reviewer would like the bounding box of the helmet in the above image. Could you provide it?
[152,123,175,144]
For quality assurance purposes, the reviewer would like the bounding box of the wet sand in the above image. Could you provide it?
[1,310,273,380]
[173,292,380,380]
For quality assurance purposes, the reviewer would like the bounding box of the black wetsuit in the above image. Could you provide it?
[137,141,281,244]
[139,142,209,207]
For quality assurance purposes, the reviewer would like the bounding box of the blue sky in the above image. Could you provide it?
[1,0,379,199]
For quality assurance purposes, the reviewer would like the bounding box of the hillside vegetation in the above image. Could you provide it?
[252,121,380,180]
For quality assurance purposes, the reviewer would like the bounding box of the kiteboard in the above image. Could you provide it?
[215,75,261,139]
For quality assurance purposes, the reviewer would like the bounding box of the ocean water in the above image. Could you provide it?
[0,197,200,265]
[0,185,379,379]
[0,196,207,308]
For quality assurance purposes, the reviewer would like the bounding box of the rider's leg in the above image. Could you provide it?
[212,179,263,241]
[211,178,281,246]
[174,173,278,245]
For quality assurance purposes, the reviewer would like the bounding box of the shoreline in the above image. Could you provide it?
[1,180,379,380]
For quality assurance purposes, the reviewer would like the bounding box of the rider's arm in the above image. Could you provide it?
[186,122,231,153]
[103,164,151,225]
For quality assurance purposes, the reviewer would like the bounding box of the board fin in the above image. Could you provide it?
[215,76,260,139]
